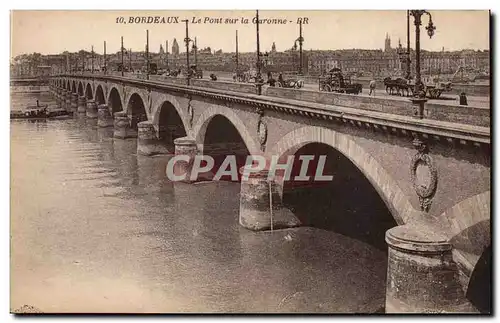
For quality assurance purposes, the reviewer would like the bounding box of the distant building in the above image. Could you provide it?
[172,39,180,56]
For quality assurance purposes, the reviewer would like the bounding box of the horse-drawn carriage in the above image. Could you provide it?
[277,74,304,89]
[188,65,203,79]
[383,77,452,99]
[319,68,362,94]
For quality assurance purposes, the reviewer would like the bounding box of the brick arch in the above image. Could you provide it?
[439,191,490,286]
[77,81,85,96]
[151,94,190,136]
[94,84,106,105]
[267,126,416,225]
[85,82,94,100]
[192,104,260,155]
[107,85,124,113]
[125,90,149,116]
[71,80,77,93]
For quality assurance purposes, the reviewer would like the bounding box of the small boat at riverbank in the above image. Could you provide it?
[10,103,69,120]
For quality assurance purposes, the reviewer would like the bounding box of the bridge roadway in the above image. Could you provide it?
[50,74,491,313]
[113,71,490,107]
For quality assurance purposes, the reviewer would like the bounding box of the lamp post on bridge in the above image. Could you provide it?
[255,10,267,95]
[146,29,150,80]
[91,45,94,74]
[166,40,169,70]
[182,19,194,85]
[121,36,124,77]
[81,51,85,75]
[103,41,107,75]
[410,9,436,98]
[409,9,436,119]
[295,20,304,76]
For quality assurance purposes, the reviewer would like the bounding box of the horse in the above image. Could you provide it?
[384,77,399,95]
[395,78,415,97]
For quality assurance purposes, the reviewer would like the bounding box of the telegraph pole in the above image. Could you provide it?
[256,10,262,94]
[236,30,239,75]
[183,19,192,85]
[298,20,304,75]
[121,36,124,76]
[146,29,150,80]
[194,37,198,66]
[406,10,411,79]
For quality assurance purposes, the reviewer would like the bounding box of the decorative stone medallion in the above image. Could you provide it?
[410,137,438,212]
[257,118,268,151]
[187,99,194,128]
[148,89,152,113]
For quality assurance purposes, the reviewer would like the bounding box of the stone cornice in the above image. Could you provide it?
[53,74,490,147]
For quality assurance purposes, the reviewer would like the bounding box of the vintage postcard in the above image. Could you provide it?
[9,9,491,314]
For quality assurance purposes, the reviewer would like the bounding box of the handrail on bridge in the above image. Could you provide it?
[51,73,490,146]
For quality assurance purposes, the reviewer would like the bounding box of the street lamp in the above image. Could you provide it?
[121,36,125,77]
[103,41,107,75]
[255,10,266,95]
[409,10,436,99]
[91,45,94,74]
[146,29,150,80]
[295,20,304,75]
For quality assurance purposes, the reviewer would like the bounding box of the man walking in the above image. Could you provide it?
[369,80,376,96]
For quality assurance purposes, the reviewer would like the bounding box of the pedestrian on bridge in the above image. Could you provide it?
[369,80,376,96]
[459,92,468,106]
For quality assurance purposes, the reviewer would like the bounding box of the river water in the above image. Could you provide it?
[10,93,388,313]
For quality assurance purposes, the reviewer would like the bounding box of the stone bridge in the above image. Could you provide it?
[49,74,491,313]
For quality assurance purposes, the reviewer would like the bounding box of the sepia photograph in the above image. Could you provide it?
[8,8,491,315]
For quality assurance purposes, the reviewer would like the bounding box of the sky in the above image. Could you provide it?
[10,10,490,57]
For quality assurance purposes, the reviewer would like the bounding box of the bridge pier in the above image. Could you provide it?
[113,111,135,139]
[86,100,98,119]
[137,121,171,156]
[171,137,198,183]
[97,104,114,128]
[385,225,476,313]
[77,96,87,114]
[238,168,301,231]
[65,91,72,113]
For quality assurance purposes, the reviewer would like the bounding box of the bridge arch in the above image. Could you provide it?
[77,82,84,96]
[94,85,106,105]
[438,191,490,312]
[85,83,93,100]
[152,95,189,134]
[193,105,260,155]
[268,126,415,226]
[107,87,123,114]
[153,100,188,150]
[126,92,148,131]
[71,80,77,93]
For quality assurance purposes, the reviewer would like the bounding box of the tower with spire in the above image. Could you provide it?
[172,38,179,56]
[271,42,276,53]
[159,44,164,55]
[384,33,391,52]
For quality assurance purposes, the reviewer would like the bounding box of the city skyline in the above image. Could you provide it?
[11,10,490,58]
